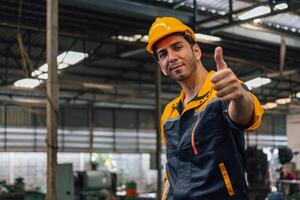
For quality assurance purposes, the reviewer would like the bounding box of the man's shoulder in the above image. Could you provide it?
[163,96,180,112]
[161,96,181,122]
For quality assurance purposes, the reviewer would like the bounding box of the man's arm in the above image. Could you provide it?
[211,47,255,126]
[228,90,254,126]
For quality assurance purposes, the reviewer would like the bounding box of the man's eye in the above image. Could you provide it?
[174,45,182,51]
[158,52,167,60]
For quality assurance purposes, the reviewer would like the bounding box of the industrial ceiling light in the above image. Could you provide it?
[244,77,271,90]
[140,35,148,43]
[14,78,40,88]
[31,70,43,77]
[57,63,69,70]
[253,19,263,24]
[38,63,48,72]
[195,33,222,42]
[275,97,291,104]
[200,6,206,11]
[238,6,271,20]
[32,51,88,75]
[37,73,48,80]
[274,2,288,10]
[218,11,226,15]
[112,35,148,43]
[296,92,300,98]
[270,0,289,10]
[263,102,278,110]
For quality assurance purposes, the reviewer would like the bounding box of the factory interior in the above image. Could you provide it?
[0,0,300,199]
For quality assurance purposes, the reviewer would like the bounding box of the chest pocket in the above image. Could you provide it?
[164,121,178,155]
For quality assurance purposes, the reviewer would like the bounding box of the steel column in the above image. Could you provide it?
[46,0,59,199]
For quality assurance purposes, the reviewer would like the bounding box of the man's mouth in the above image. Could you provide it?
[170,64,183,71]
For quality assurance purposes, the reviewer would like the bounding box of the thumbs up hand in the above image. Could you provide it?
[211,47,245,102]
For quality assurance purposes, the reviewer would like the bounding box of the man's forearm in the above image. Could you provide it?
[228,91,254,126]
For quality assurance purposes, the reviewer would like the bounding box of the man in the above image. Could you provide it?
[146,17,264,200]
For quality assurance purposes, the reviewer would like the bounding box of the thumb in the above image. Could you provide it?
[214,47,227,71]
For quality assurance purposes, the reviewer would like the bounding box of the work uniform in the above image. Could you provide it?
[161,71,264,200]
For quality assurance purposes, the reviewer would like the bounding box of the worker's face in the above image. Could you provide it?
[155,35,201,81]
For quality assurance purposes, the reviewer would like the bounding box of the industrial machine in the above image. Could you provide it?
[75,170,116,200]
[246,147,270,200]
[0,177,45,200]
[0,164,116,200]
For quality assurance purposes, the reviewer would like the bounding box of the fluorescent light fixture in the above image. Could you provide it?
[112,35,149,43]
[211,9,217,14]
[140,35,148,43]
[58,63,69,70]
[200,6,206,11]
[195,33,222,42]
[14,78,40,88]
[113,33,221,43]
[274,3,288,10]
[133,34,142,40]
[296,92,300,98]
[262,102,278,110]
[244,77,271,90]
[38,64,48,72]
[218,11,226,15]
[253,19,262,24]
[57,51,88,65]
[36,51,88,73]
[38,73,48,80]
[238,6,271,20]
[275,97,291,105]
[31,70,43,77]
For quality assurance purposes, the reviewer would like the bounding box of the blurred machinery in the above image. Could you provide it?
[0,177,45,200]
[0,178,26,200]
[246,147,270,200]
[0,164,117,200]
[75,170,117,200]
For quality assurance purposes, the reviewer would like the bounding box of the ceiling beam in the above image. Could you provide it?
[196,2,268,26]
[61,0,193,23]
[200,3,300,33]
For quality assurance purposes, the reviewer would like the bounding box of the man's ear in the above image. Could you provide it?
[193,43,201,61]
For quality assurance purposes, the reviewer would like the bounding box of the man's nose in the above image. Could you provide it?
[167,50,178,63]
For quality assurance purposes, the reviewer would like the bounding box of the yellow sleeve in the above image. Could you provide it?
[245,93,264,132]
[160,101,176,145]
[162,172,169,200]
[160,115,167,145]
[161,105,171,145]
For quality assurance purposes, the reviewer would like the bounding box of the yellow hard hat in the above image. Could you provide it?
[146,17,196,54]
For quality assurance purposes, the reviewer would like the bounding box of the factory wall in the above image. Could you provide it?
[287,113,300,170]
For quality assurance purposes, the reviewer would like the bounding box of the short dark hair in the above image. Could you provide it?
[152,32,196,61]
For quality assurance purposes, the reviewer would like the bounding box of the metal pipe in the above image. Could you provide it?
[229,0,233,23]
[193,0,198,29]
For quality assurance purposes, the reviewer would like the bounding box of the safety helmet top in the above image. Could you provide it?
[146,17,196,54]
